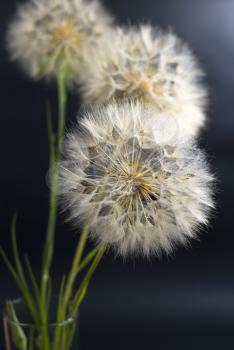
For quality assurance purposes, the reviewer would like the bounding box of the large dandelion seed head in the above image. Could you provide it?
[78,25,208,137]
[6,0,113,82]
[57,101,214,257]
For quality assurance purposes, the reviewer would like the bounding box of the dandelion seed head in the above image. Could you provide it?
[57,101,214,257]
[79,25,208,136]
[6,0,113,82]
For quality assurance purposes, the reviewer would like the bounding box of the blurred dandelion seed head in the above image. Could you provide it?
[6,0,113,81]
[79,25,208,137]
[56,101,214,257]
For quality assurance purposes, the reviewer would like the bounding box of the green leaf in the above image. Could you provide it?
[52,276,66,349]
[45,277,52,316]
[5,301,27,350]
[77,246,101,274]
[69,244,107,315]
[28,326,36,350]
[0,247,22,288]
[24,255,40,308]
[57,275,66,322]
[62,224,89,316]
[0,217,40,325]
[9,215,39,324]
[11,213,27,287]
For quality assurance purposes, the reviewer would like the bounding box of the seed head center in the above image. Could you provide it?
[50,21,84,44]
[121,170,152,196]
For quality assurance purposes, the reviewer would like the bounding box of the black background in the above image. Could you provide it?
[1,0,234,349]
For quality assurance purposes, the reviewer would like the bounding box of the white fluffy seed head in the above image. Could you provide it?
[56,101,214,257]
[6,0,113,83]
[78,25,208,137]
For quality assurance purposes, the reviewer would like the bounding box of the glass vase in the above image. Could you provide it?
[3,297,79,350]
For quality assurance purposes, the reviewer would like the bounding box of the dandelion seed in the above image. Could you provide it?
[78,25,208,137]
[56,101,214,257]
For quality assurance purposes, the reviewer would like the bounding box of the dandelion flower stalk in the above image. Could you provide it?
[1,45,108,350]
[40,63,67,308]
[2,0,112,348]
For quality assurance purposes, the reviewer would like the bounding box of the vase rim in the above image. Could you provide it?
[5,297,78,328]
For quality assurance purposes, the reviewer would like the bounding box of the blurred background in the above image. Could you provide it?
[1,0,234,349]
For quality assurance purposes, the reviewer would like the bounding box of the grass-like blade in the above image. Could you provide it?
[62,224,89,317]
[24,255,40,308]
[11,214,27,287]
[77,246,100,275]
[5,301,27,350]
[69,244,107,315]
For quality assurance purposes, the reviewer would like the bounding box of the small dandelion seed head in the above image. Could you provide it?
[6,0,113,82]
[56,101,215,257]
[78,24,208,137]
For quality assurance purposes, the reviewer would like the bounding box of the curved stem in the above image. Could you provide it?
[62,243,107,349]
[40,67,67,349]
[41,67,67,302]
[70,243,107,315]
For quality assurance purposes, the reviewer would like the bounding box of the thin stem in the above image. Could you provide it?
[52,276,66,350]
[63,224,89,316]
[2,64,68,349]
[41,66,67,303]
[5,301,27,350]
[0,249,39,325]
[57,66,67,160]
[25,255,51,350]
[70,243,107,315]
[40,173,58,303]
[62,244,107,349]
[29,326,35,350]
[76,246,101,275]
[64,321,77,350]
[39,66,67,350]
[53,225,89,348]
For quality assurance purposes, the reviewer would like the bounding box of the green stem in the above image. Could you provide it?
[40,66,67,349]
[2,64,68,349]
[70,243,107,315]
[62,244,107,349]
[57,67,67,160]
[53,225,89,349]
[40,172,58,304]
[25,256,51,350]
[29,326,35,350]
[41,66,67,303]
[5,301,27,350]
[63,224,89,316]
[0,249,39,326]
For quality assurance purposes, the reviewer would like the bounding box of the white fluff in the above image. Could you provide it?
[57,101,214,257]
[6,0,113,82]
[78,25,208,137]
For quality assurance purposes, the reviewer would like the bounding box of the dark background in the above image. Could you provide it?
[1,0,234,349]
